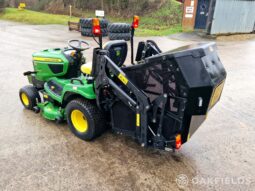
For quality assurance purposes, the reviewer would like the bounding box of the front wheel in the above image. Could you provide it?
[66,99,106,141]
[19,85,41,110]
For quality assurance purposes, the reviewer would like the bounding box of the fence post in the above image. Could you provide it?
[69,5,72,18]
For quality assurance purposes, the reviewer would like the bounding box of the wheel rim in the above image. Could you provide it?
[21,93,29,106]
[71,109,88,133]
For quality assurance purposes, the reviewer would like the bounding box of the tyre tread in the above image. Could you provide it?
[66,98,106,140]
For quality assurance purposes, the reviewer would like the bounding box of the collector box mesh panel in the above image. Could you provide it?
[123,58,186,138]
[124,59,182,114]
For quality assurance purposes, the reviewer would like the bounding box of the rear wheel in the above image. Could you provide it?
[81,28,93,37]
[108,23,131,33]
[19,85,41,110]
[80,18,93,28]
[66,99,106,141]
[108,32,131,41]
[81,28,108,37]
[80,18,108,28]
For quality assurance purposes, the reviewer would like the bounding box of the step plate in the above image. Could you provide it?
[46,80,63,96]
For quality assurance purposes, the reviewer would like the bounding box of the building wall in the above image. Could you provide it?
[182,0,198,30]
[210,0,255,34]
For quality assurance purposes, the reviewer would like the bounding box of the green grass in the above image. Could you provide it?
[136,25,182,36]
[0,0,183,37]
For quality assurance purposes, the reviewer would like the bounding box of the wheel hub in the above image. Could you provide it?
[21,93,29,106]
[71,110,88,133]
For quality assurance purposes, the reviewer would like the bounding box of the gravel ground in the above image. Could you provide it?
[0,20,255,191]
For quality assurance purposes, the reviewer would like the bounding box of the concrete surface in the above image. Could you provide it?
[0,20,255,191]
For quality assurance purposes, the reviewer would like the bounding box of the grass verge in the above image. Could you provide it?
[0,8,79,25]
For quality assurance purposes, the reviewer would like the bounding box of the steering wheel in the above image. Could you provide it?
[68,40,90,51]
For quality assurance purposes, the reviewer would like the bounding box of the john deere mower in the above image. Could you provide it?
[19,16,227,151]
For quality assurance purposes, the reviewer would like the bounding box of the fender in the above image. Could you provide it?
[61,82,96,107]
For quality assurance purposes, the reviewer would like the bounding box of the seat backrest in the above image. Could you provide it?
[103,40,128,67]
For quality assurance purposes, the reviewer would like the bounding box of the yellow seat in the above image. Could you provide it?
[80,62,92,75]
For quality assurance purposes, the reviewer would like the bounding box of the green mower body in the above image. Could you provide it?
[37,77,96,121]
[32,48,69,81]
[23,45,96,122]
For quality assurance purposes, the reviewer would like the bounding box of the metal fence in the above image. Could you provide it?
[210,0,255,34]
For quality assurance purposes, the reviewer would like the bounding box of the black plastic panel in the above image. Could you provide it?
[111,101,136,135]
[123,42,226,143]
[104,40,128,67]
[48,64,64,74]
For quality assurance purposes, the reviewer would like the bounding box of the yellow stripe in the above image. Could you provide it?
[33,57,63,63]
[118,73,129,85]
[187,133,191,141]
[136,113,140,127]
[209,80,225,108]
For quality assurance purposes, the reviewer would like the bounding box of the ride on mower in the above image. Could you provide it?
[19,16,227,151]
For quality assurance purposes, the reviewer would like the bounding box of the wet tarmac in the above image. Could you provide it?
[0,20,255,191]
